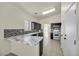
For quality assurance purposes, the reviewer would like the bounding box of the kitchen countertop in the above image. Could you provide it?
[25,32,41,35]
[4,34,43,46]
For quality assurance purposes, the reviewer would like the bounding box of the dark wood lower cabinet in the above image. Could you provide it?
[38,32,43,36]
[39,39,43,56]
[51,33,53,39]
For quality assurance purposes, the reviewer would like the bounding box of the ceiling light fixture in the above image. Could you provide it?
[42,8,55,15]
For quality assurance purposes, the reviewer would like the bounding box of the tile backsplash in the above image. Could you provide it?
[4,29,41,38]
[4,29,24,38]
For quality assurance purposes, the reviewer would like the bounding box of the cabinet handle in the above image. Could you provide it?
[64,37,66,39]
[74,40,76,45]
[65,34,66,36]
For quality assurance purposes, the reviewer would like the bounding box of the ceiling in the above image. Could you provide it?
[12,2,61,20]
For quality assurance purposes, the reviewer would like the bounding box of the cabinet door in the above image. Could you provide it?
[31,22,41,31]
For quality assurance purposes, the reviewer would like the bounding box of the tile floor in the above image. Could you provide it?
[43,39,63,56]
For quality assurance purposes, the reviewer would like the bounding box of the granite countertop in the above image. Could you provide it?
[4,29,43,46]
[5,34,43,46]
[24,35,43,46]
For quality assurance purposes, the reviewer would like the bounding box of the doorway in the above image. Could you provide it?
[43,24,63,56]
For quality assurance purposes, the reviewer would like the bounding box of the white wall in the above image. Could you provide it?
[0,3,39,29]
[43,24,51,55]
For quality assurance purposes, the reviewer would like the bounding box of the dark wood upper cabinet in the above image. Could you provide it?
[31,22,41,31]
[51,23,61,29]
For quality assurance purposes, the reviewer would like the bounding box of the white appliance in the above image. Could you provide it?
[53,28,60,40]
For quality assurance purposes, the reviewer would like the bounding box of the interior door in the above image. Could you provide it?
[61,3,77,56]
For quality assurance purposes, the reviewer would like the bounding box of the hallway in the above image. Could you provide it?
[43,39,63,56]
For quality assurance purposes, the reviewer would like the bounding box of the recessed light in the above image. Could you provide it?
[42,8,55,15]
